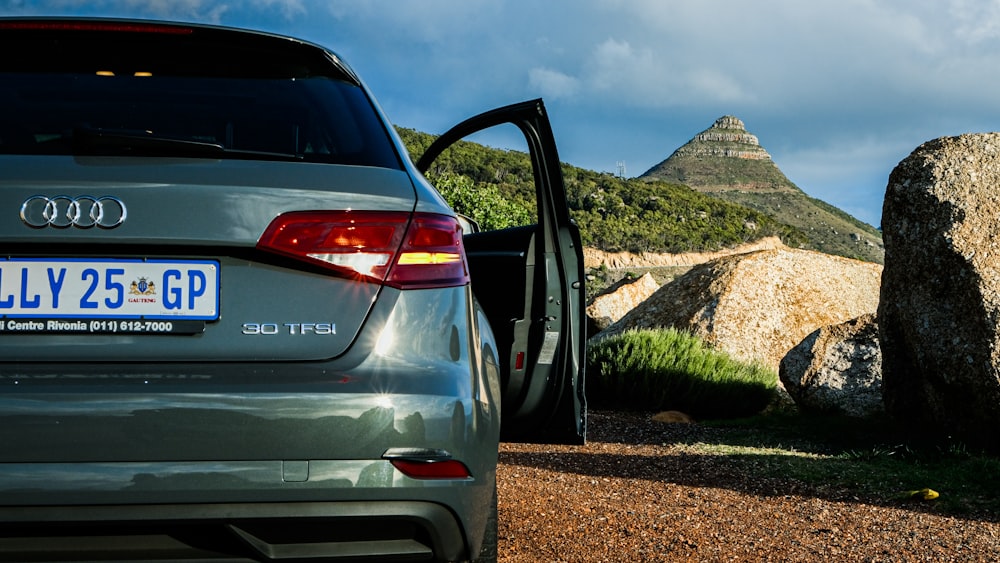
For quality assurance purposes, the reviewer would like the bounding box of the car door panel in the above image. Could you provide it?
[416,99,586,444]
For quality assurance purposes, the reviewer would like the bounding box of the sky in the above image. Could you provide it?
[6,1,1000,227]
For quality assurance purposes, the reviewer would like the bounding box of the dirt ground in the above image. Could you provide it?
[496,411,1000,562]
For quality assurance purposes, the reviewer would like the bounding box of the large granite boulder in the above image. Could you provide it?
[780,314,883,417]
[880,133,1000,448]
[599,247,882,372]
[586,273,660,334]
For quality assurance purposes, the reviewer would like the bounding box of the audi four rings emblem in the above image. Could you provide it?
[20,195,127,229]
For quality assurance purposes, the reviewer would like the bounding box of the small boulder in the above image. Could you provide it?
[780,314,883,417]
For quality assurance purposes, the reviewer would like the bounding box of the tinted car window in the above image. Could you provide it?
[0,24,401,168]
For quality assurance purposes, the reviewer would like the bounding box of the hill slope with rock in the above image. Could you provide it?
[598,246,883,372]
[640,116,884,263]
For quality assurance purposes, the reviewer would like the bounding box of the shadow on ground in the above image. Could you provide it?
[500,410,1000,522]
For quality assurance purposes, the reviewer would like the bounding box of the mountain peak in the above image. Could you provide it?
[694,116,765,156]
[640,115,798,193]
[713,115,746,129]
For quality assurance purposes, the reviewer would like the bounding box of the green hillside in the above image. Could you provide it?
[397,127,807,255]
[644,154,797,192]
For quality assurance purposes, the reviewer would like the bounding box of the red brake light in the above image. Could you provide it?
[257,211,469,289]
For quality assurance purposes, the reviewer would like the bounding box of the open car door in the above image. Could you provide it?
[416,99,586,444]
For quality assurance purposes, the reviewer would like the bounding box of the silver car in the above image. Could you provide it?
[0,18,585,562]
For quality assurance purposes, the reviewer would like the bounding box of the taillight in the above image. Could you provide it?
[386,213,470,289]
[257,211,469,289]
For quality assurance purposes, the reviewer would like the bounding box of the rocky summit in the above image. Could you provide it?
[640,115,799,193]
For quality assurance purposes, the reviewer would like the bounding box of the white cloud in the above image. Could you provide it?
[569,0,958,110]
[528,67,580,99]
[326,0,504,44]
[948,0,1000,44]
[688,69,750,104]
[582,37,750,107]
[252,0,304,19]
[588,38,650,91]
[119,0,228,22]
[24,0,231,22]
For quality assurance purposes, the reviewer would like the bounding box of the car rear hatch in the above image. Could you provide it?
[0,19,438,363]
[0,156,421,362]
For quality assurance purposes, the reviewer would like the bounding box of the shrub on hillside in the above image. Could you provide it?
[428,172,533,231]
[587,328,777,419]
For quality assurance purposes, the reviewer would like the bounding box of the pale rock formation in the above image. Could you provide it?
[583,236,785,270]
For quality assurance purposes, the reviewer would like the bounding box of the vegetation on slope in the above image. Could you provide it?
[643,151,800,192]
[397,127,807,255]
[712,190,884,263]
[430,172,534,232]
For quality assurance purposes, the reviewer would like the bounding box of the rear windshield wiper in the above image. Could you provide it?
[73,126,225,154]
[71,127,304,161]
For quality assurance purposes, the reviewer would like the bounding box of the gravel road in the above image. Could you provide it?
[496,411,1000,562]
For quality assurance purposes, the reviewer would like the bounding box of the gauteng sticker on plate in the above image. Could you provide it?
[0,258,219,334]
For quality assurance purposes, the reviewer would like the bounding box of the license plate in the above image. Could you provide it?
[0,259,219,320]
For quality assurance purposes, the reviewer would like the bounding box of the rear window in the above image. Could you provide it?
[0,21,402,168]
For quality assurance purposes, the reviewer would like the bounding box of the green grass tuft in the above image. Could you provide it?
[587,328,777,419]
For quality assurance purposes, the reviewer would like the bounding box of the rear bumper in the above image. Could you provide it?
[0,285,501,561]
[0,500,468,562]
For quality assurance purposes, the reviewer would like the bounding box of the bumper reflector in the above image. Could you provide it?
[382,448,472,480]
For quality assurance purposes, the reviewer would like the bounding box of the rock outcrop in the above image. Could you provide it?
[586,273,660,334]
[583,236,785,270]
[598,247,882,372]
[780,314,883,417]
[880,133,1000,449]
[639,115,799,193]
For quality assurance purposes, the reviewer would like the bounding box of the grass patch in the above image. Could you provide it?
[687,412,1000,517]
[586,328,1000,518]
[587,328,777,419]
